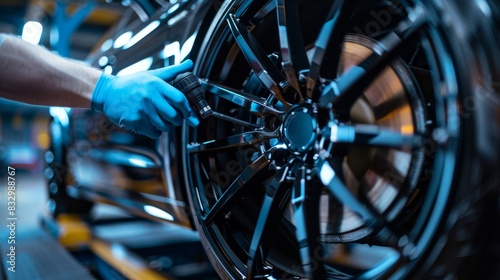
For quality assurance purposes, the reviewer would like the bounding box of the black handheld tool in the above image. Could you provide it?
[172,72,213,119]
[171,72,260,128]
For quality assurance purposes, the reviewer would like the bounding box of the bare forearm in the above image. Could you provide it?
[0,34,102,108]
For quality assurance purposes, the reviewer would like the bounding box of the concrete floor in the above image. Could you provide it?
[0,171,218,280]
[0,172,97,280]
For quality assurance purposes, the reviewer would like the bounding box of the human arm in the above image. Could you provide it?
[0,34,100,108]
[0,34,199,138]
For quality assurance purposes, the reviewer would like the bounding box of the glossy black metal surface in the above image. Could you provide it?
[51,0,500,279]
[66,0,214,228]
[181,0,500,279]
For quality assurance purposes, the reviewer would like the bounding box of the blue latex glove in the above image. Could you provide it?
[91,60,199,138]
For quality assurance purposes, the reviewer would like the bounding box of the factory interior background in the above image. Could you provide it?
[0,1,219,279]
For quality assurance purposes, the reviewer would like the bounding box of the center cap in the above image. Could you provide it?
[282,105,317,153]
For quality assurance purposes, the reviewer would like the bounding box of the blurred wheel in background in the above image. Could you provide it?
[45,111,94,217]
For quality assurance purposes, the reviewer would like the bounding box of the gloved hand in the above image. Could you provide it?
[91,60,199,138]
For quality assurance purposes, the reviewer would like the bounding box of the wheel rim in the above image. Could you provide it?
[184,0,461,278]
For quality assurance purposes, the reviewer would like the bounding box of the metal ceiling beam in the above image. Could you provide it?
[51,1,95,57]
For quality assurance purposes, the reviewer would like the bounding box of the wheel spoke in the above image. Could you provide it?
[203,154,270,225]
[201,80,283,117]
[319,5,427,110]
[227,14,290,108]
[247,167,291,278]
[326,123,422,149]
[188,130,278,154]
[318,159,414,254]
[318,159,376,223]
[306,0,358,98]
[210,112,262,129]
[276,0,309,99]
[292,165,324,278]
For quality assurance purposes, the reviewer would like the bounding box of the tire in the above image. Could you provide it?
[183,0,500,279]
[45,116,94,217]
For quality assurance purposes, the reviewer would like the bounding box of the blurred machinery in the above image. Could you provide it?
[0,1,218,279]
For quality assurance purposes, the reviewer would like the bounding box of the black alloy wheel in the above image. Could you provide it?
[183,0,500,279]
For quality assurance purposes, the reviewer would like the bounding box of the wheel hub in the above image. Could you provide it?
[282,105,317,153]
